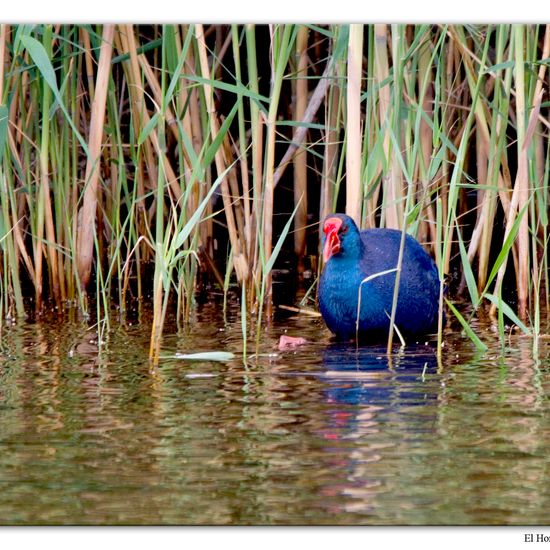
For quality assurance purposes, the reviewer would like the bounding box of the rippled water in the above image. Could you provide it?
[0,299,549,525]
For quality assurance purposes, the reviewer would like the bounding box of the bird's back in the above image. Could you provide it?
[360,228,438,280]
[359,228,440,335]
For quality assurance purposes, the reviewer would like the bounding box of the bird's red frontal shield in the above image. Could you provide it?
[323,217,343,262]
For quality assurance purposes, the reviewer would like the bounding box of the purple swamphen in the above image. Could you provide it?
[318,213,441,341]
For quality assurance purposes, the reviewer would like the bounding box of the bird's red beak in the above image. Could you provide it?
[323,217,343,263]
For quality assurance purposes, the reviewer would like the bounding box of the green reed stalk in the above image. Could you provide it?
[245,24,262,300]
[361,27,380,229]
[34,25,52,310]
[259,24,296,318]
[513,24,530,320]
[231,25,252,265]
[386,24,406,229]
[150,28,170,363]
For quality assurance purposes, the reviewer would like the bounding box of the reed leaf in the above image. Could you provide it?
[20,33,89,155]
[445,299,488,352]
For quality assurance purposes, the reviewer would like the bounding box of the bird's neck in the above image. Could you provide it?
[325,250,364,277]
[338,237,364,262]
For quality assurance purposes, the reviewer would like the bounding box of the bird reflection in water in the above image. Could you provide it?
[314,342,443,519]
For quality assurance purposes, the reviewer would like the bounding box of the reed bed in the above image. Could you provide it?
[0,24,548,360]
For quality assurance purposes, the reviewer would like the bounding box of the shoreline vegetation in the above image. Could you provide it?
[0,24,548,361]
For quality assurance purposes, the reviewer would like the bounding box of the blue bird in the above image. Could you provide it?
[318,214,441,341]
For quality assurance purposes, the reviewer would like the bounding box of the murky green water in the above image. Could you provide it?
[0,299,549,525]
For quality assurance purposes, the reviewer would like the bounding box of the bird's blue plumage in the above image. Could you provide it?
[318,214,441,341]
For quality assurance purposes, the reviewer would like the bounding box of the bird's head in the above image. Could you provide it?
[322,214,362,263]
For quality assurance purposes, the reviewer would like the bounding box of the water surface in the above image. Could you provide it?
[0,300,549,525]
